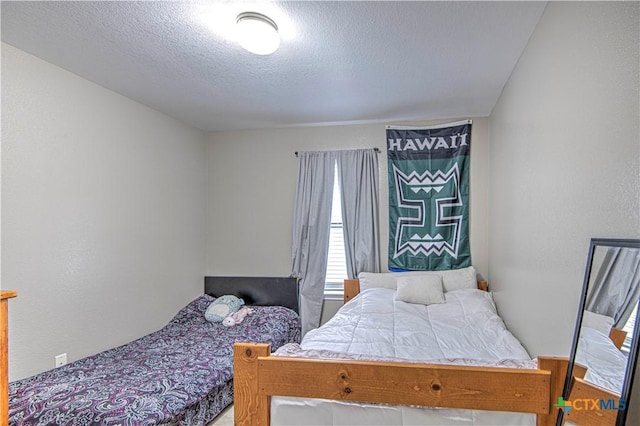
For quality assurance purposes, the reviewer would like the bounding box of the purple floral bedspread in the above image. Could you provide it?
[9,295,301,426]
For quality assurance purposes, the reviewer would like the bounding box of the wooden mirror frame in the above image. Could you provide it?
[559,238,640,426]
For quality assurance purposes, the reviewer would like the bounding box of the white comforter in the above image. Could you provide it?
[301,287,530,361]
[576,326,628,394]
[271,288,536,425]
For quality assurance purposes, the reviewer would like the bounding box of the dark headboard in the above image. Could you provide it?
[204,276,299,314]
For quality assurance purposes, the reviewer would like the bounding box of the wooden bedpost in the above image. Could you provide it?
[608,327,627,350]
[234,342,271,426]
[343,279,360,304]
[1,290,18,426]
[536,356,568,426]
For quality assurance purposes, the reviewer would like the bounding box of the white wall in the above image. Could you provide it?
[489,2,640,357]
[206,118,490,317]
[1,44,207,380]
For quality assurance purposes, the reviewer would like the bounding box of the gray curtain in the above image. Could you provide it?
[291,151,336,336]
[337,149,381,278]
[586,247,640,327]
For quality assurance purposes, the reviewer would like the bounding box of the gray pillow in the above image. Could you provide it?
[394,275,445,305]
[205,295,245,323]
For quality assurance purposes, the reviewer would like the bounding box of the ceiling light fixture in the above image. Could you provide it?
[236,12,280,55]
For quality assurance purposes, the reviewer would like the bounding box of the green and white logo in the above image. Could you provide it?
[391,163,462,259]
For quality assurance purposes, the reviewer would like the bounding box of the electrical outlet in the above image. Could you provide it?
[55,353,67,367]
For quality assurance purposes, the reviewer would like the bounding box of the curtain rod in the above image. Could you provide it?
[295,147,380,157]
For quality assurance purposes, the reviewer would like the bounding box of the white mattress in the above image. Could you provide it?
[575,326,628,394]
[270,288,536,425]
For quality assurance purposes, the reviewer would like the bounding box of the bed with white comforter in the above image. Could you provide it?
[270,287,537,425]
[575,325,628,394]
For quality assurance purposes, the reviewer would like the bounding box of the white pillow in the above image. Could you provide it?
[395,275,445,305]
[359,266,477,293]
[441,266,477,292]
[358,272,399,291]
[582,310,614,335]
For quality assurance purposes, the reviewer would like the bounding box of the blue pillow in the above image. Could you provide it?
[205,295,245,323]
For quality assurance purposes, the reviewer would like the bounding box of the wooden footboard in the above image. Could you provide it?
[234,343,566,426]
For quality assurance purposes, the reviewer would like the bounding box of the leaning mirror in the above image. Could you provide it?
[559,238,640,426]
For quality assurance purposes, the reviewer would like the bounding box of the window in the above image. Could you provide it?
[324,165,348,300]
[621,303,638,355]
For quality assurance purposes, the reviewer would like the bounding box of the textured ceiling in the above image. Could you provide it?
[1,1,547,132]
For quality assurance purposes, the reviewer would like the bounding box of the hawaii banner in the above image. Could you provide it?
[387,120,472,271]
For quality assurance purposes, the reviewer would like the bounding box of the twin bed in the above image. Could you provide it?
[235,268,566,426]
[575,322,627,395]
[9,277,301,426]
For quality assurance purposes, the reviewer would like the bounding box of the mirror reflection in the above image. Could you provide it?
[578,245,640,395]
[561,239,640,426]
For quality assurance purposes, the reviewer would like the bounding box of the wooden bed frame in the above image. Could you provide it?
[562,376,619,426]
[1,290,18,426]
[557,328,627,426]
[234,277,566,426]
[608,327,627,351]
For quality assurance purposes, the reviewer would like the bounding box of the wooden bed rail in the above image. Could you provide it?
[563,377,619,426]
[234,342,567,426]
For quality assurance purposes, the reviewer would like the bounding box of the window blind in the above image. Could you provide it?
[324,165,347,300]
